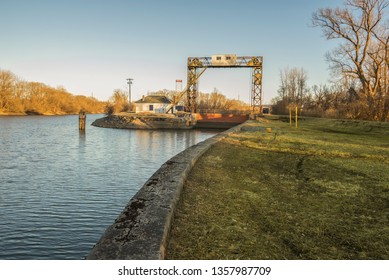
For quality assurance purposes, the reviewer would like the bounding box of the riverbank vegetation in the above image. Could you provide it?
[166,116,389,259]
[105,89,132,115]
[0,69,106,115]
[272,0,389,122]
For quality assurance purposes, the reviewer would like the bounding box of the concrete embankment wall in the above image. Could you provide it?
[86,123,245,260]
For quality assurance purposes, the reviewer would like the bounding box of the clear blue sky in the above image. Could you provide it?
[1,0,343,104]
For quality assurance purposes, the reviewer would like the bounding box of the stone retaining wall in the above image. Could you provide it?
[86,123,245,260]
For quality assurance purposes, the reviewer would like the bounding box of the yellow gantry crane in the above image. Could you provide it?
[167,55,263,114]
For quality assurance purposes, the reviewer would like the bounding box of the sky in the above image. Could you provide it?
[0,0,344,104]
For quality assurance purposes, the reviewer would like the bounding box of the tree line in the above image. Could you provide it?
[196,89,250,112]
[273,0,389,121]
[143,88,250,112]
[0,69,106,115]
[0,68,249,116]
[105,88,251,115]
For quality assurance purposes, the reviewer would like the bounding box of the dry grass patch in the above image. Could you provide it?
[166,117,389,259]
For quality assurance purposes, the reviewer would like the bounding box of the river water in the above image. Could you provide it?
[0,114,219,259]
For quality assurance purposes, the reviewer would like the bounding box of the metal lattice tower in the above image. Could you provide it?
[187,66,198,113]
[251,61,263,113]
[175,79,183,93]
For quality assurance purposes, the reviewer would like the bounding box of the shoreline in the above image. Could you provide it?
[0,112,105,116]
[91,112,196,130]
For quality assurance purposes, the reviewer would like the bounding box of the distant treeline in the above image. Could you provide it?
[272,67,389,121]
[0,69,106,115]
[151,88,251,112]
[106,88,251,115]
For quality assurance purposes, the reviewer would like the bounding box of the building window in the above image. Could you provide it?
[149,105,154,111]
[226,56,231,60]
[216,56,221,60]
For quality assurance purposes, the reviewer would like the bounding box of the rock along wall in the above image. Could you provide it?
[86,123,245,260]
[91,114,195,130]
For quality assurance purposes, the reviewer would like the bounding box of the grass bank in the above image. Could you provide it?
[166,116,389,259]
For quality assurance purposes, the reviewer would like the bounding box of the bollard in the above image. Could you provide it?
[79,111,86,130]
[295,106,298,128]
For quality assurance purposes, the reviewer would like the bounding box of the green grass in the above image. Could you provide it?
[166,117,389,259]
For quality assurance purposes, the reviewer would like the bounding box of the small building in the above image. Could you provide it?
[134,95,173,114]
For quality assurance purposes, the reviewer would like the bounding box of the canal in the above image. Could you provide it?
[0,114,219,259]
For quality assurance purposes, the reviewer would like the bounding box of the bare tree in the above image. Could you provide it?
[106,89,130,114]
[312,0,389,120]
[277,67,309,105]
[370,18,389,120]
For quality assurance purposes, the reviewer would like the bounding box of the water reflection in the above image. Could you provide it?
[0,115,219,259]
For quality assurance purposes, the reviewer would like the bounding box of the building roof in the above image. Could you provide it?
[135,95,172,104]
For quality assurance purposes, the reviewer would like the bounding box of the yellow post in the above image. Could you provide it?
[295,106,298,128]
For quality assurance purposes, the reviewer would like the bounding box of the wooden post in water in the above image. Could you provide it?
[79,111,86,130]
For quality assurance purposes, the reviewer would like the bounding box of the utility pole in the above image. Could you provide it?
[127,78,133,104]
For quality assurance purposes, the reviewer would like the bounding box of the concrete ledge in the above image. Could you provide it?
[86,123,245,259]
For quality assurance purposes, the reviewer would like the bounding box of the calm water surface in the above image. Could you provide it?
[0,114,219,259]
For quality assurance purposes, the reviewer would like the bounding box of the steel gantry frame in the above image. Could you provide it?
[186,55,263,113]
